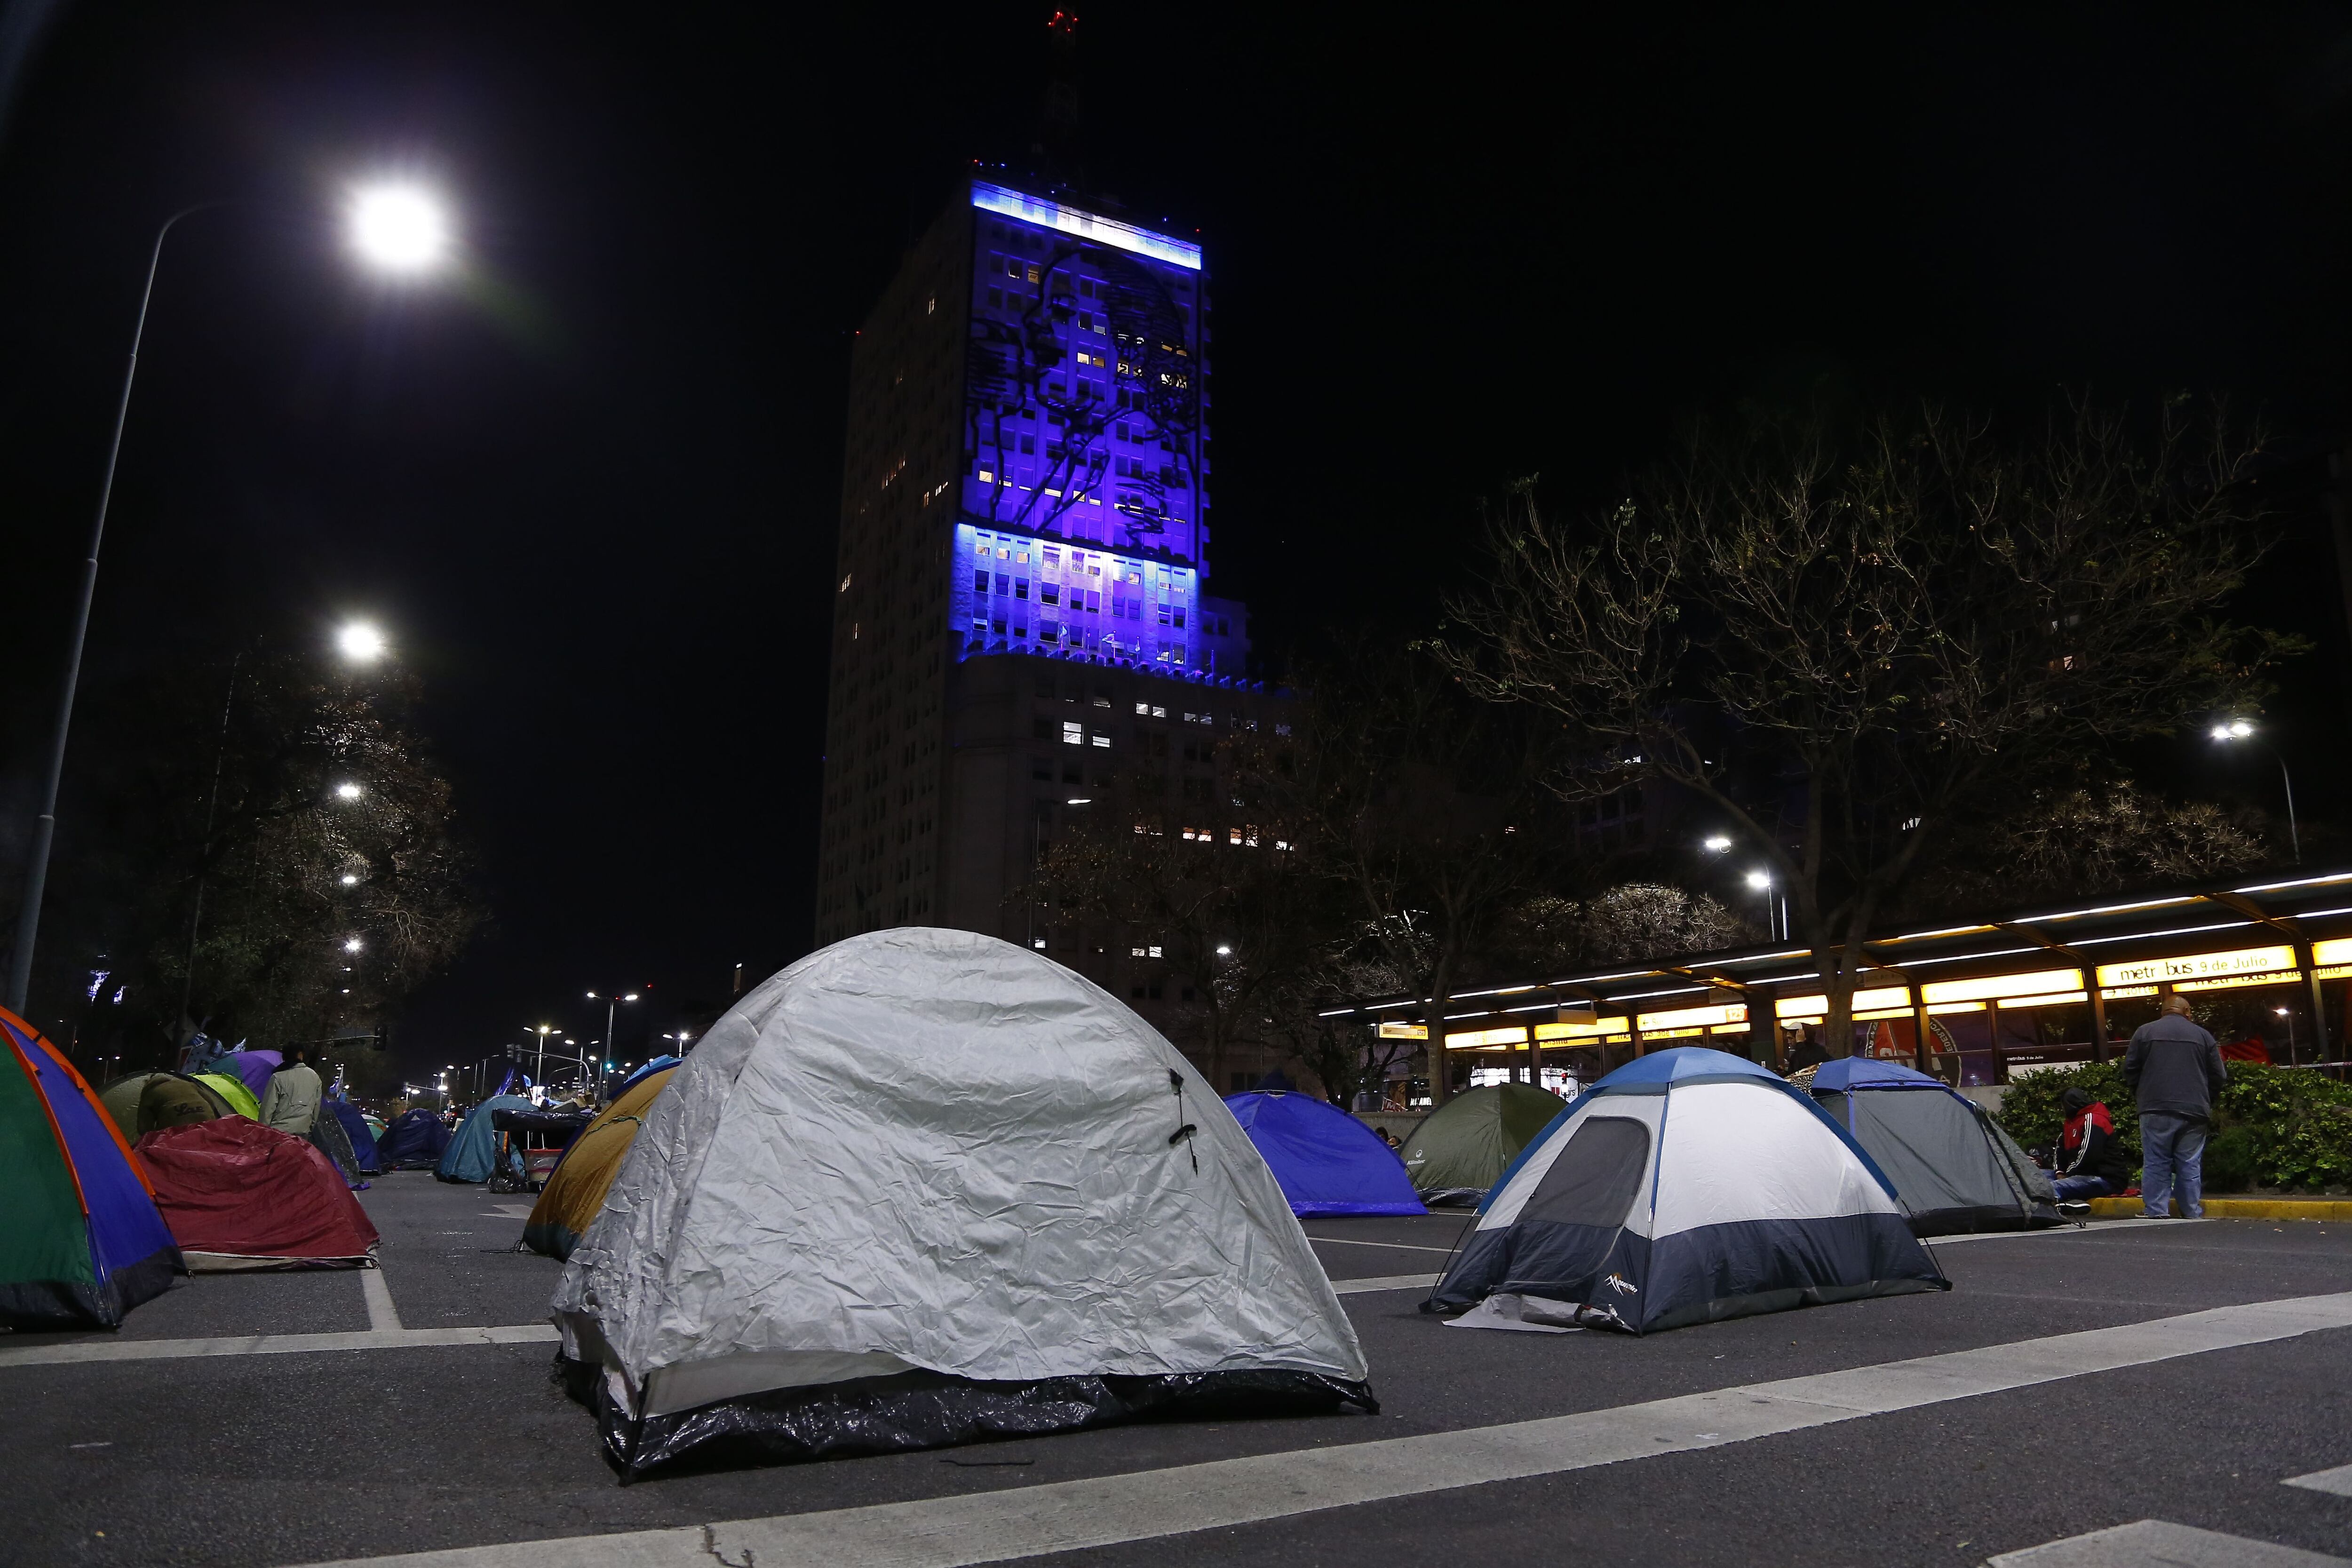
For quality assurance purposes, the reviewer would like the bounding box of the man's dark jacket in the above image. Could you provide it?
[2123,1014,2228,1120]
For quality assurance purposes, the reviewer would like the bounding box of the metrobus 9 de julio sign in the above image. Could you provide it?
[2093,944,2296,989]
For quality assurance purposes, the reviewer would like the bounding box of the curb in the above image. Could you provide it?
[2086,1196,2352,1220]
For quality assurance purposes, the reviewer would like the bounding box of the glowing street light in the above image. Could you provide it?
[2209,719,2298,864]
[336,621,388,662]
[347,184,452,276]
[1704,835,1732,852]
[1744,869,1772,890]
[343,938,364,953]
[340,873,360,886]
[335,781,363,800]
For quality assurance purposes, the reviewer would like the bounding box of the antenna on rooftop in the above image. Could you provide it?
[1030,10,1084,190]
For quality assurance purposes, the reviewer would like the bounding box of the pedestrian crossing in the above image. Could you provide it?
[1990,1519,2349,1566]
[285,1289,2352,1568]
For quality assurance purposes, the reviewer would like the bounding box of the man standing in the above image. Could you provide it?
[2123,994,2228,1219]
[259,1044,324,1137]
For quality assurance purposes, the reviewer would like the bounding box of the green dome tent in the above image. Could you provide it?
[1400,1083,1565,1206]
[98,1071,240,1144]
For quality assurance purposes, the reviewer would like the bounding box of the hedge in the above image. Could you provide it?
[1995,1061,2352,1193]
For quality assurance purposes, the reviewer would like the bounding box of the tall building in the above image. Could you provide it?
[818,175,1278,1041]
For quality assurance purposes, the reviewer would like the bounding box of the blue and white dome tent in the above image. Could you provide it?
[1425,1047,1948,1333]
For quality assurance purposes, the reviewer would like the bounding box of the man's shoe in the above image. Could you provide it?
[2057,1201,2092,1218]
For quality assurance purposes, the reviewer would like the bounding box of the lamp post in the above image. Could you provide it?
[1745,868,1783,942]
[6,185,455,1014]
[2210,720,2299,865]
[586,990,640,1102]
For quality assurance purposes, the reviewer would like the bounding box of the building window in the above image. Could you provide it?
[974,570,989,592]
[1062,721,1083,746]
[1090,730,1111,748]
[1014,580,1029,600]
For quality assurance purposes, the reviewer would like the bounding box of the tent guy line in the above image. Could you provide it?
[1303,1235,1463,1254]
[287,1289,2352,1568]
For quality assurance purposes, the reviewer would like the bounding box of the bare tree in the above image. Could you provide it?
[1495,883,1755,975]
[1247,640,1575,1103]
[1025,752,1330,1090]
[1442,402,2292,1056]
[1924,779,2268,910]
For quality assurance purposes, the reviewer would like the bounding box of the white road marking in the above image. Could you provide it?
[360,1266,403,1331]
[286,1289,2352,1568]
[1329,1274,1439,1295]
[0,1324,558,1369]
[1304,1235,1462,1255]
[2286,1462,2352,1498]
[1987,1519,2351,1565]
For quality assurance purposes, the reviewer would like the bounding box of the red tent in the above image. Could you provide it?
[135,1118,380,1270]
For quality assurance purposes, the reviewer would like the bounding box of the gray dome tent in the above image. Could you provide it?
[1809,1058,2059,1235]
[553,928,1375,1477]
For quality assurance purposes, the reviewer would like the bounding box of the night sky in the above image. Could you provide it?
[4,5,2352,1080]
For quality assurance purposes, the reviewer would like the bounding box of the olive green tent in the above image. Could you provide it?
[98,1071,240,1144]
[193,1072,260,1121]
[1398,1083,1566,1206]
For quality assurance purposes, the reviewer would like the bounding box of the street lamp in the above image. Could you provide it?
[1703,835,1732,852]
[1745,869,1786,942]
[586,990,642,1101]
[2209,720,2299,864]
[347,184,452,275]
[336,621,388,662]
[6,183,457,1015]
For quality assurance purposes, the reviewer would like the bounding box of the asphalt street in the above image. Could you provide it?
[2,1175,2349,1567]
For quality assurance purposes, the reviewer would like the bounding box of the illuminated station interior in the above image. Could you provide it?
[1327,868,2352,1098]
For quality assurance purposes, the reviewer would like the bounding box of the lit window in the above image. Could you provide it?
[1149,946,1162,958]
[978,470,994,483]
[1135,702,1150,715]
[1090,730,1110,748]
[1131,946,1147,957]
[1275,723,1291,736]
[1152,705,1167,717]
[1063,721,1083,746]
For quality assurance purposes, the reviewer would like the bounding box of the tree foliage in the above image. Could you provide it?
[1921,779,2268,913]
[19,640,482,1064]
[1441,400,2293,1055]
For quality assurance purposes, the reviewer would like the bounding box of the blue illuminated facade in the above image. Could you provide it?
[960,181,1216,663]
[817,175,1261,954]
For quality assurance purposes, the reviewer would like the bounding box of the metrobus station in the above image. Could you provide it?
[1326,867,2352,1098]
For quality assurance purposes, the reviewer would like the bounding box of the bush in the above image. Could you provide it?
[2201,1125,2261,1193]
[1997,1062,2138,1164]
[1997,1060,2352,1193]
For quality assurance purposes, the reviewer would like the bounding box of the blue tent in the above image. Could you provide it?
[616,1055,679,1094]
[376,1107,450,1170]
[1224,1090,1426,1217]
[1430,1048,1946,1333]
[1808,1057,2058,1234]
[325,1098,381,1175]
[436,1094,532,1184]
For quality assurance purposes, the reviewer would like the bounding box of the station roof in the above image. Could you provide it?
[1320,867,2352,1034]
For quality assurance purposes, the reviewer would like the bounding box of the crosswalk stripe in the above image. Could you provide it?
[1987,1519,2352,1565]
[0,1323,558,1368]
[2286,1462,2352,1498]
[288,1289,2352,1568]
